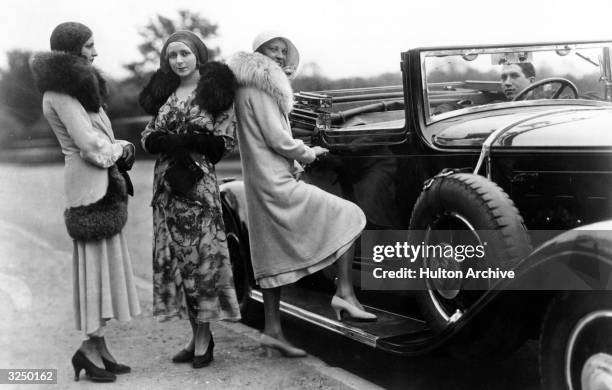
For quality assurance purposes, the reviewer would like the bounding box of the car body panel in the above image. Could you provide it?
[431,105,612,148]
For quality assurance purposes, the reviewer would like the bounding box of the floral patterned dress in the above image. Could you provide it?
[141,92,241,323]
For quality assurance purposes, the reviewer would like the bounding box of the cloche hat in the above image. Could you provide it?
[160,30,209,73]
[50,22,92,55]
[252,31,300,79]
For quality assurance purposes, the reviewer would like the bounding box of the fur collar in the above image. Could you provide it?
[139,61,236,117]
[138,69,179,116]
[30,51,107,112]
[227,52,293,115]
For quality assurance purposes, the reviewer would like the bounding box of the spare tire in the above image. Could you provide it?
[409,172,532,333]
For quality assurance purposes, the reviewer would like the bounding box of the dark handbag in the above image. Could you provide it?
[118,169,134,196]
[64,165,128,241]
[164,157,204,197]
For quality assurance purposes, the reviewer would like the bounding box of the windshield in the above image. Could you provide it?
[421,42,612,123]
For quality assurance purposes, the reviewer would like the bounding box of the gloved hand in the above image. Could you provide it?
[144,131,225,164]
[144,132,191,156]
[183,123,226,164]
[116,143,136,172]
[192,133,225,164]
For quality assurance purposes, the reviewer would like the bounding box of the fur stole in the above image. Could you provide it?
[138,68,179,116]
[227,52,294,116]
[139,61,237,117]
[64,166,128,241]
[30,51,107,112]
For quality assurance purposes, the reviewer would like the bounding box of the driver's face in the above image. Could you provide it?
[501,64,533,99]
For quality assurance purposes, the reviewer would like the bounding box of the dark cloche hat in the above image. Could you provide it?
[160,30,209,73]
[50,22,93,55]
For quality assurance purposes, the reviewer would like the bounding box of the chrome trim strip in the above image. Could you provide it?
[249,290,379,347]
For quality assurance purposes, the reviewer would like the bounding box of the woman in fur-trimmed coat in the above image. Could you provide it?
[139,31,241,369]
[228,31,376,358]
[30,22,140,382]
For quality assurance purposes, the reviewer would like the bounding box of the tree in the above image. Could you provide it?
[0,49,42,127]
[125,9,220,79]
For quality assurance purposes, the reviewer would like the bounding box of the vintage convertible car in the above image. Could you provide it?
[220,40,612,390]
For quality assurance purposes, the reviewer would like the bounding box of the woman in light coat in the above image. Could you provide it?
[31,22,141,382]
[228,31,377,357]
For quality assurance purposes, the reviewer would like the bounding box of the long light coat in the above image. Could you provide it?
[228,52,366,286]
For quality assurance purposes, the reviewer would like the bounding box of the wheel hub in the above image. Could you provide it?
[581,353,612,390]
[566,310,612,390]
[428,241,462,299]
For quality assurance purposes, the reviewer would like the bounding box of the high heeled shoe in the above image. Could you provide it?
[192,335,214,369]
[171,348,195,363]
[331,296,377,322]
[101,357,131,374]
[260,334,307,358]
[71,350,116,382]
[89,335,131,374]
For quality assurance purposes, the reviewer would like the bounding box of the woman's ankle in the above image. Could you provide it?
[90,336,117,362]
[81,338,97,351]
[333,291,363,308]
[183,338,195,352]
[79,342,104,365]
[262,329,285,341]
[193,335,212,355]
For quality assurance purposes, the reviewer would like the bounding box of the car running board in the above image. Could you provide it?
[249,288,432,354]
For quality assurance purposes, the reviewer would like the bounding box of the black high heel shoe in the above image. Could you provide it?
[101,357,131,374]
[89,335,131,374]
[172,348,194,363]
[71,350,116,382]
[192,335,214,369]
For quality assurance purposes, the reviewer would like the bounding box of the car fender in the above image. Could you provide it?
[439,222,612,352]
[509,222,612,291]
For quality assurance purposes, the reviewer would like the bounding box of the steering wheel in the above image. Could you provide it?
[512,77,579,101]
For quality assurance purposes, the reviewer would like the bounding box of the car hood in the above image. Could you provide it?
[432,104,612,148]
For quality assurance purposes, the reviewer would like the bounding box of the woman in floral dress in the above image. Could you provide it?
[139,31,240,369]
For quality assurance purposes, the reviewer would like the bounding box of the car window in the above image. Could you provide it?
[421,43,612,123]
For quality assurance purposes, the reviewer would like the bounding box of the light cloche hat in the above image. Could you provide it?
[252,31,300,79]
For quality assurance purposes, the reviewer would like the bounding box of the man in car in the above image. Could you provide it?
[433,61,537,115]
[500,62,536,100]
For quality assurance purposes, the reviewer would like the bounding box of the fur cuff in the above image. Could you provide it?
[227,52,294,115]
[30,51,107,112]
[64,166,128,241]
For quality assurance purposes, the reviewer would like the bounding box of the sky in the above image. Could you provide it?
[2,0,612,80]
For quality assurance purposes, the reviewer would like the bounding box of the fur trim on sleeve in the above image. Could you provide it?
[30,51,107,113]
[227,52,294,115]
[194,61,237,118]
